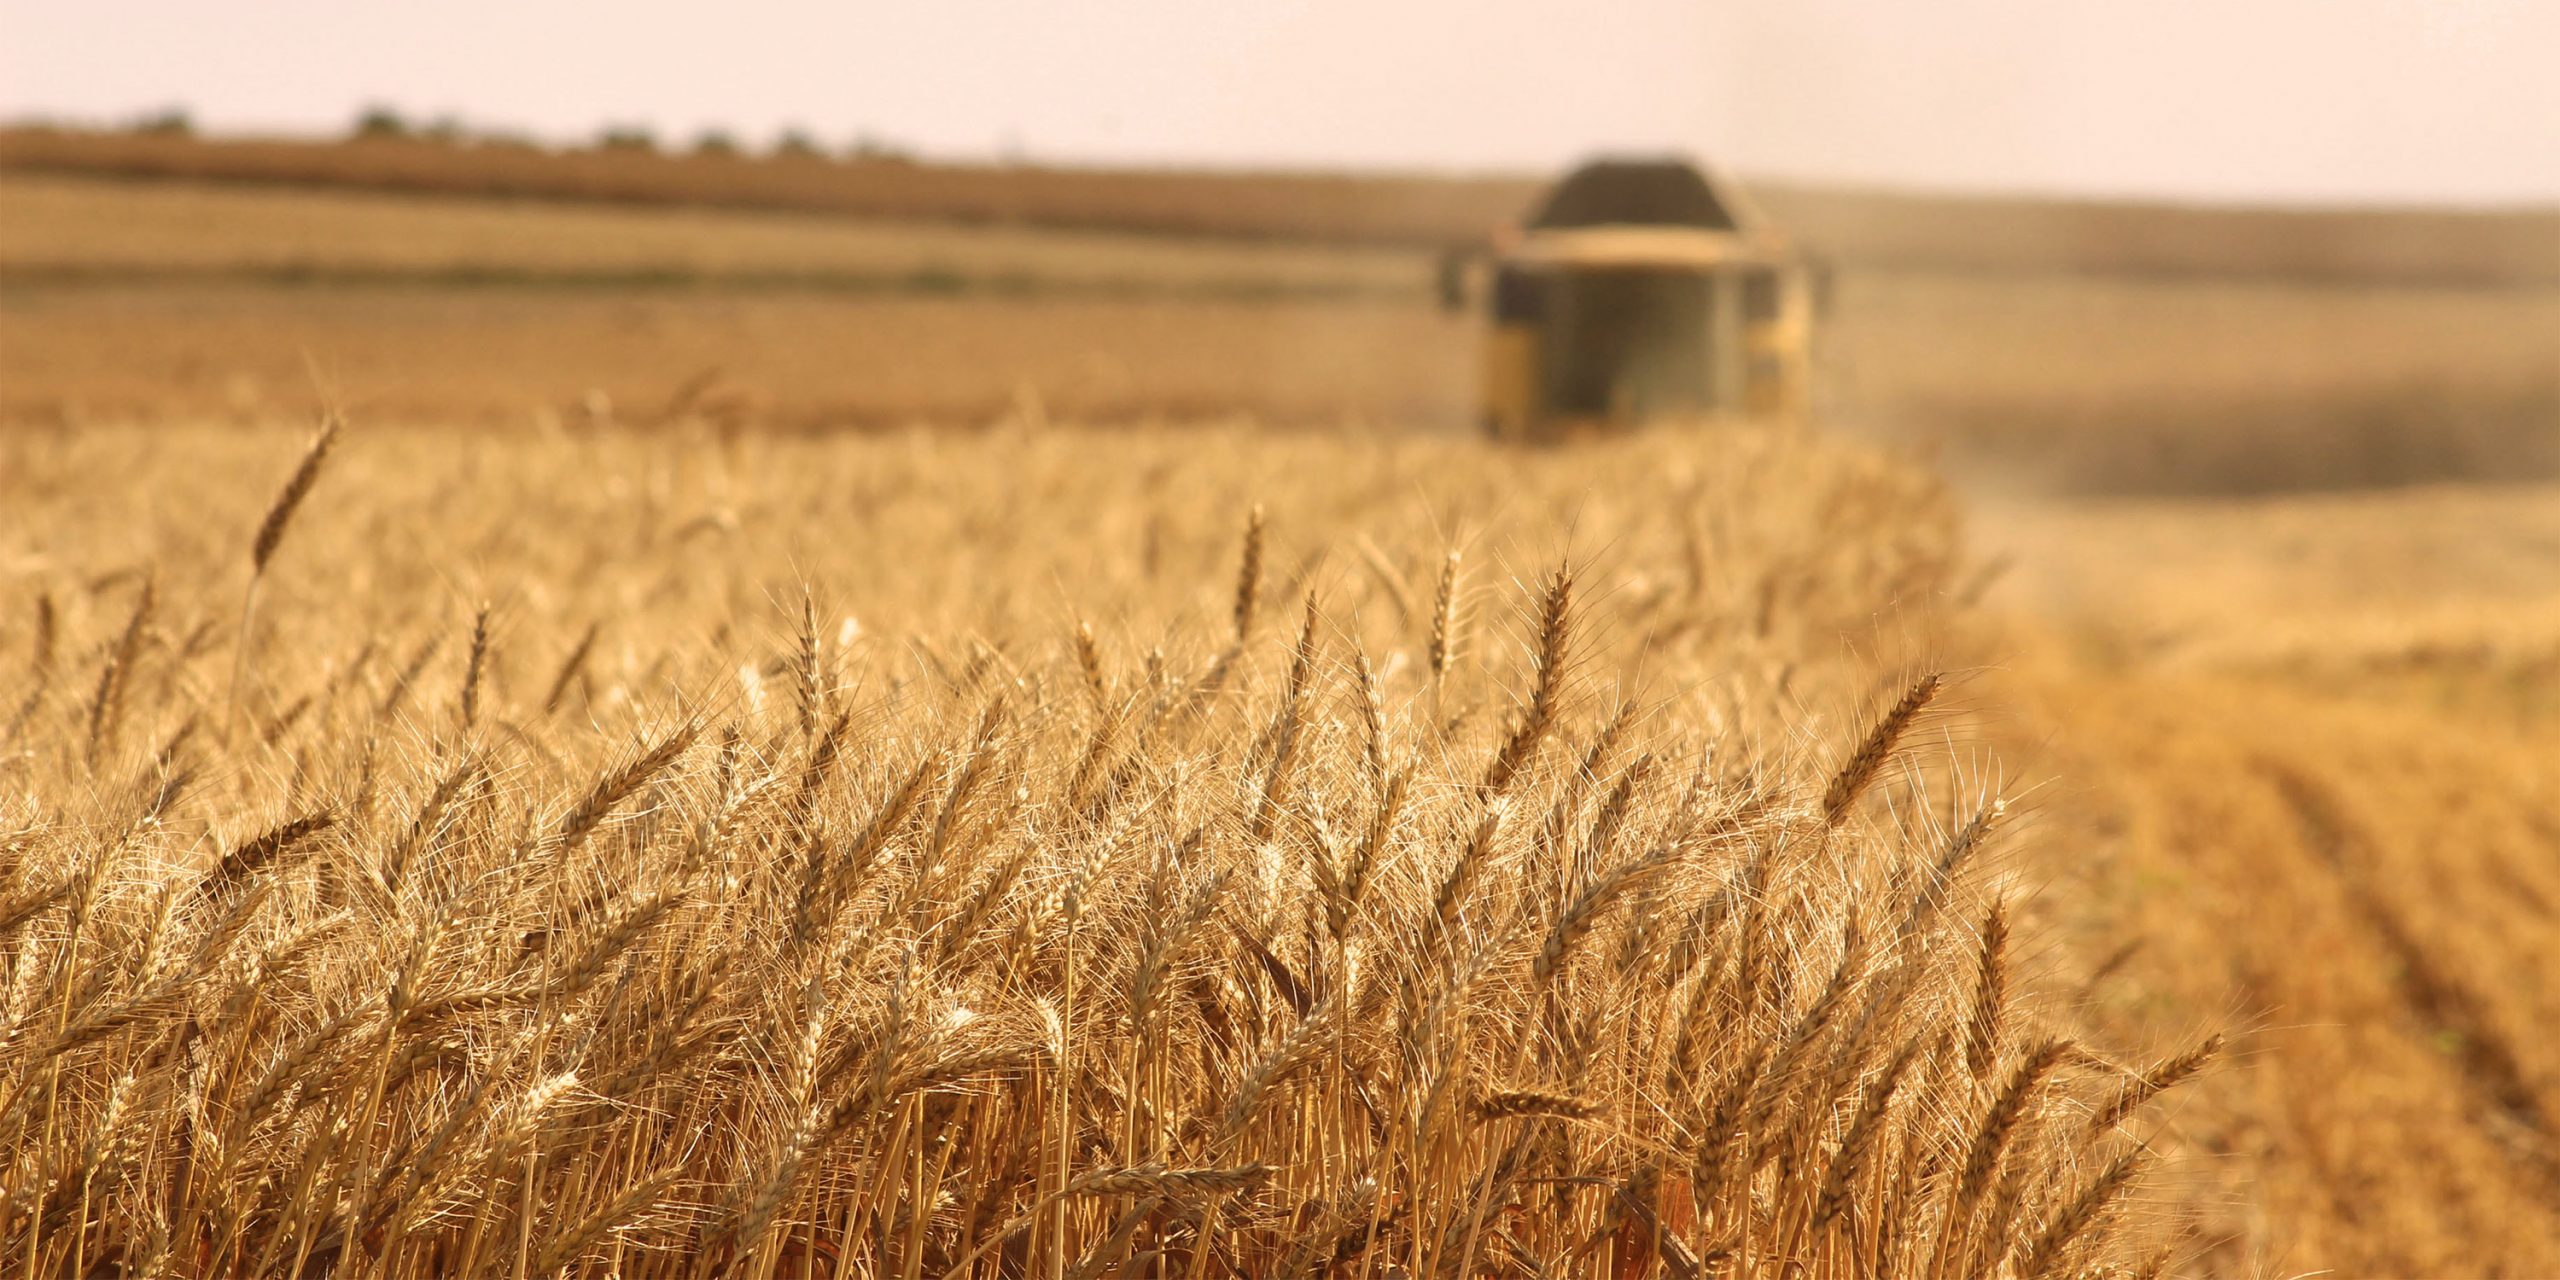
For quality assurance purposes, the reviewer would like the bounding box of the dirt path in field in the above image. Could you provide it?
[1967,485,2560,1275]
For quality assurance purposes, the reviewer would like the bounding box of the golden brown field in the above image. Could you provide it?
[4,147,2559,1276]
[0,417,2217,1277]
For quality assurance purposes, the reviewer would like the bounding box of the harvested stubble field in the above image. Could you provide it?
[0,417,2218,1277]
[1959,484,2560,1274]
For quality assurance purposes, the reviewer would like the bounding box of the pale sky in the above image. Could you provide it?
[5,0,2556,206]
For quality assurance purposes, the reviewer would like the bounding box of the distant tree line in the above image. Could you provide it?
[342,104,913,162]
[6,102,916,166]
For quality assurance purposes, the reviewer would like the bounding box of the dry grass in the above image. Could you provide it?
[0,418,2198,1276]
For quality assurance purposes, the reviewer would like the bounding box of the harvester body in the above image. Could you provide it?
[1476,158,1814,440]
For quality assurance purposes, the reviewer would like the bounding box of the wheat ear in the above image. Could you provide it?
[230,414,340,725]
[1822,672,1941,826]
[1233,504,1266,645]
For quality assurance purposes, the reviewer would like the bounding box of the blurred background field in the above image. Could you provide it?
[4,133,2554,492]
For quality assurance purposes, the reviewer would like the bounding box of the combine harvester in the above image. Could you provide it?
[1456,158,1817,440]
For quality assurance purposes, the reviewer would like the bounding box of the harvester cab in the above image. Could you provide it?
[1458,157,1815,441]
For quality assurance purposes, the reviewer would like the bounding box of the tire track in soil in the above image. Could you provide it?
[2253,756,2560,1203]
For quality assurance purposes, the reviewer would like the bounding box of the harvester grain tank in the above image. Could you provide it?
[1465,158,1816,439]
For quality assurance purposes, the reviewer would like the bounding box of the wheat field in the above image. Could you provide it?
[0,418,2209,1277]
[10,141,2557,1277]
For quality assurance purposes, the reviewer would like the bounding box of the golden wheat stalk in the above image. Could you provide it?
[83,578,154,768]
[2087,1032,2222,1138]
[1964,899,2011,1077]
[457,603,491,730]
[1822,672,1942,826]
[1482,561,1574,795]
[229,414,340,726]
[2016,1149,2147,1277]
[1955,1037,2074,1211]
[1472,1088,1602,1123]
[1233,503,1267,645]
